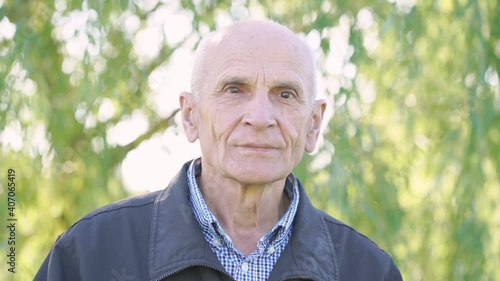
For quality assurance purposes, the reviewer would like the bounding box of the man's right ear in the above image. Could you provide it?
[179,91,199,143]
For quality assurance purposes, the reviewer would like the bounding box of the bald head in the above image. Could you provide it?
[180,20,327,183]
[191,20,317,102]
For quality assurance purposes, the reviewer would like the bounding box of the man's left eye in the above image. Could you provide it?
[280,91,293,99]
[227,86,241,93]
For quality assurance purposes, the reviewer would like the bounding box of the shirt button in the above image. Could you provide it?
[212,238,220,247]
[241,262,249,272]
[268,245,275,254]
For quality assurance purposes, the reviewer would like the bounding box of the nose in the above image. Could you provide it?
[241,93,277,129]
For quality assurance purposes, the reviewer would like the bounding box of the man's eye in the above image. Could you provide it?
[280,91,293,99]
[226,86,241,94]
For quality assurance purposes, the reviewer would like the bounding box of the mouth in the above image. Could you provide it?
[235,143,280,151]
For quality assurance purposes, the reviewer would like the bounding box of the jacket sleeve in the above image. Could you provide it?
[34,239,81,281]
[386,259,403,281]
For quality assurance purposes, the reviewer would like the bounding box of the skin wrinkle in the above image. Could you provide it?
[179,20,326,255]
[192,26,317,101]
[217,57,309,99]
[215,67,307,104]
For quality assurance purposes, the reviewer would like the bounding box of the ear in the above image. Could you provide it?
[179,91,199,143]
[305,99,327,153]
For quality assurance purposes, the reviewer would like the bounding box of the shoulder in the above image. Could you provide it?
[317,210,384,249]
[317,210,402,280]
[78,191,160,223]
[58,191,160,243]
[38,191,163,280]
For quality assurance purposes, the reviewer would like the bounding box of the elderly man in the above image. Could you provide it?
[35,20,402,281]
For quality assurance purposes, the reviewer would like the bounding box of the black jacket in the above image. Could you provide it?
[35,161,403,281]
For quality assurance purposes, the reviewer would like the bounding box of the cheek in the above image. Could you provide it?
[282,110,310,142]
[199,104,240,144]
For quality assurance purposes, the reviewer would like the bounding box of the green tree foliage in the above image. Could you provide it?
[0,0,499,280]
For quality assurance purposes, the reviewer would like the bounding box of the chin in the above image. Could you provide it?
[226,165,289,185]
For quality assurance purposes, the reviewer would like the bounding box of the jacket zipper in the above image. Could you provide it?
[155,264,236,281]
[280,276,317,281]
[156,266,317,281]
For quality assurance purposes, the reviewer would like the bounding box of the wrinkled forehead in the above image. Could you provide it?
[190,21,317,100]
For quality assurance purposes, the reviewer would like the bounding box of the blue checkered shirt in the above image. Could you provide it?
[187,159,299,281]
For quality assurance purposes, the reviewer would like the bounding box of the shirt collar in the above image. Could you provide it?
[187,158,299,251]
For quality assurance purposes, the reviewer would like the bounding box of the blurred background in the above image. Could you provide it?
[0,0,499,280]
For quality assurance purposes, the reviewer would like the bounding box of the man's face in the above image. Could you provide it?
[181,24,325,185]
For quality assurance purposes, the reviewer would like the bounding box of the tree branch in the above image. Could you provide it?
[124,108,180,152]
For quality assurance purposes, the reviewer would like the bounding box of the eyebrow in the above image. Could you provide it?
[272,80,303,93]
[218,77,302,89]
[214,74,305,98]
[219,76,250,86]
[214,76,252,93]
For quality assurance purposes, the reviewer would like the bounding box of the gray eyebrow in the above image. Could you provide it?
[218,77,302,90]
[214,73,305,99]
[214,76,252,92]
[272,81,302,92]
[219,77,250,86]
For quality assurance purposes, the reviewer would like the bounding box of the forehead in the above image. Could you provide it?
[193,22,316,96]
[209,37,312,86]
[214,58,306,88]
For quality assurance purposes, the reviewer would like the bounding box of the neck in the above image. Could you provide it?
[198,158,290,255]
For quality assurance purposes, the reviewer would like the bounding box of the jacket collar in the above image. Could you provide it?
[148,161,339,281]
[268,183,340,281]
